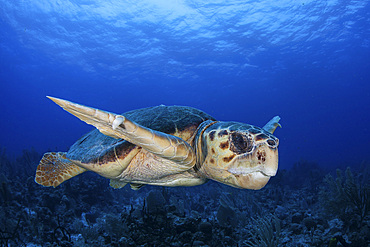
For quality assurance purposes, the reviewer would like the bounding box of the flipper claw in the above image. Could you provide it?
[112,116,125,130]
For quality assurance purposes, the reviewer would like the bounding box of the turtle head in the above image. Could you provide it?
[195,121,279,190]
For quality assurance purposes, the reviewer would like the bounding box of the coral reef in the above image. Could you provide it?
[0,149,369,246]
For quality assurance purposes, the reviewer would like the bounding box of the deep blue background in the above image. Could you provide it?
[1,0,369,169]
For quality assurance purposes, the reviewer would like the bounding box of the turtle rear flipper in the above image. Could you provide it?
[35,152,86,187]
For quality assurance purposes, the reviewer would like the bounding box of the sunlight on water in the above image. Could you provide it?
[0,0,367,77]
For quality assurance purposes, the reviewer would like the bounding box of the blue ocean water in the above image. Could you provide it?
[1,0,369,169]
[0,0,369,246]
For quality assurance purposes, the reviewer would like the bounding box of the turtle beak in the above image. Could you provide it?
[226,143,278,189]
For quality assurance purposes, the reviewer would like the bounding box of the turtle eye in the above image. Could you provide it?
[267,139,276,147]
[267,138,279,147]
[229,132,253,154]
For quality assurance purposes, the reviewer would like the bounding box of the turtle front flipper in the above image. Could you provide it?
[47,96,196,168]
[35,152,87,187]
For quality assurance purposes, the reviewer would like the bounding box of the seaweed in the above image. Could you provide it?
[320,167,369,228]
[243,215,281,247]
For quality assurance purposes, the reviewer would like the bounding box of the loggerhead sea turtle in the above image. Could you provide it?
[35,97,281,190]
